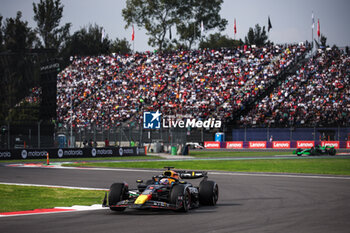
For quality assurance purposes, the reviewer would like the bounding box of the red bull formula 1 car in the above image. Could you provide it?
[102,167,218,212]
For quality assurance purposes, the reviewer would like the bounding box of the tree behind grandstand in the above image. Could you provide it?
[199,33,243,49]
[33,0,71,51]
[122,0,227,51]
[244,24,269,46]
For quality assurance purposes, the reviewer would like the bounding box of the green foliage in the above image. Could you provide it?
[6,102,40,122]
[199,33,243,49]
[1,11,37,52]
[123,0,180,51]
[176,0,227,50]
[122,0,227,51]
[0,12,39,120]
[33,0,71,50]
[110,38,132,55]
[244,24,268,46]
[62,24,111,57]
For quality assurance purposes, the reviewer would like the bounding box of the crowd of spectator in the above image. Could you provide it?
[56,44,312,129]
[239,47,350,127]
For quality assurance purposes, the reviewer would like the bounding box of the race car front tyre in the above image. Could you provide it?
[108,183,128,211]
[329,148,336,156]
[170,185,191,212]
[199,180,219,206]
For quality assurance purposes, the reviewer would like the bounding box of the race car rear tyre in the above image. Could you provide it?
[108,183,128,211]
[199,180,219,206]
[170,185,191,212]
[329,148,336,156]
[310,147,316,156]
[296,149,302,156]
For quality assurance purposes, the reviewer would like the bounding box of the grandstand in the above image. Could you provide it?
[3,44,349,149]
[56,44,311,129]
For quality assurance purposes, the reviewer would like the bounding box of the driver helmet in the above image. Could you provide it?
[159,178,170,185]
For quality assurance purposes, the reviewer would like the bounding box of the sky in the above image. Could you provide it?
[1,0,350,52]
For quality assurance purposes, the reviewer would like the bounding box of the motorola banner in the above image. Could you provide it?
[0,147,146,160]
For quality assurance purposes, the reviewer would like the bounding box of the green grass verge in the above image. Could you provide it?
[0,155,160,163]
[63,158,350,176]
[188,151,292,157]
[0,184,106,212]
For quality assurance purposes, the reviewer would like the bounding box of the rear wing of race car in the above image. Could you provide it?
[177,170,208,179]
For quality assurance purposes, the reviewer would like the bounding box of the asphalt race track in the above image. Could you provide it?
[0,165,350,233]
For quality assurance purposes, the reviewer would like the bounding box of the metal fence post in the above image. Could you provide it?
[7,122,10,149]
[38,120,41,149]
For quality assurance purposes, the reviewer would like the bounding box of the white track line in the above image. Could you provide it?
[0,205,107,218]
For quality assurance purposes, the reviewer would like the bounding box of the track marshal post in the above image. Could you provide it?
[46,152,50,165]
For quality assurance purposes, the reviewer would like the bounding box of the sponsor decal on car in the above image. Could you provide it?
[321,141,339,149]
[226,141,243,149]
[249,141,266,149]
[272,141,290,149]
[204,141,221,149]
[297,141,315,148]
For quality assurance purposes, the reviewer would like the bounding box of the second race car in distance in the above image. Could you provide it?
[294,145,336,156]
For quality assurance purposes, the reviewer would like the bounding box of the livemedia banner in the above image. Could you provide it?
[321,141,340,149]
[272,141,291,149]
[204,141,221,149]
[0,147,146,160]
[296,141,315,148]
[226,141,243,149]
[346,141,350,149]
[249,141,266,149]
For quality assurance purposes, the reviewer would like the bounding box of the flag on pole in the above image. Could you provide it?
[132,25,135,41]
[312,12,314,29]
[201,21,204,34]
[317,19,320,37]
[268,16,272,32]
[101,29,105,42]
[234,18,237,35]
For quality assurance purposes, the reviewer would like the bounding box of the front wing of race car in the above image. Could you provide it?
[107,199,179,210]
[103,192,184,210]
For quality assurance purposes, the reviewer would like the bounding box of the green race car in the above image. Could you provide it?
[294,145,336,156]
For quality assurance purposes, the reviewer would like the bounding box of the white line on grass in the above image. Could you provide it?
[0,182,108,191]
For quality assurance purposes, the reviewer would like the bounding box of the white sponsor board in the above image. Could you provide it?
[226,141,243,149]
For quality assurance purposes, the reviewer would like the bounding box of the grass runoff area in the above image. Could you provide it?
[62,151,350,176]
[0,184,106,212]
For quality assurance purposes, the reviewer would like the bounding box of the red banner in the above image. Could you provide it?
[321,141,339,149]
[346,141,350,149]
[226,141,243,149]
[297,141,315,148]
[249,141,266,149]
[204,141,221,149]
[272,141,290,149]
